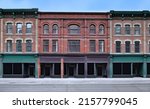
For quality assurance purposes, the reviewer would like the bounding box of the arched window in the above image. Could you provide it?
[43,24,49,34]
[134,24,140,35]
[115,24,121,34]
[52,24,59,34]
[16,23,22,34]
[16,40,22,52]
[68,24,80,35]
[125,41,131,53]
[116,41,121,53]
[26,40,32,52]
[99,24,105,35]
[6,23,13,34]
[89,24,96,34]
[125,24,130,35]
[134,41,140,53]
[26,23,32,33]
[6,40,12,52]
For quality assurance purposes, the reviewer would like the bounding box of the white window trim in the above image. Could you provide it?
[133,23,141,27]
[25,21,33,25]
[114,23,122,27]
[5,38,14,43]
[24,38,33,43]
[15,21,23,25]
[133,39,141,44]
[15,38,23,43]
[124,23,132,27]
[5,21,14,25]
[124,39,132,44]
[114,39,123,44]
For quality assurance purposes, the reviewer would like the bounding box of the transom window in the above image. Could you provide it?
[89,24,96,34]
[115,24,121,34]
[68,25,80,35]
[135,41,140,53]
[6,40,12,52]
[6,23,13,34]
[52,24,59,34]
[68,40,80,52]
[16,40,22,52]
[116,41,121,53]
[125,41,131,53]
[26,40,32,52]
[99,24,105,35]
[134,24,140,35]
[125,25,131,35]
[26,23,32,33]
[16,23,22,34]
[43,24,49,34]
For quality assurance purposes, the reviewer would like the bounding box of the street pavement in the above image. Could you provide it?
[0,78,150,92]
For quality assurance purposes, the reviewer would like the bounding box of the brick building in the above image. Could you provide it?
[0,8,150,78]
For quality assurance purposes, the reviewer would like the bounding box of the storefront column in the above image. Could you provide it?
[35,56,40,78]
[0,56,3,78]
[143,56,147,78]
[109,56,113,78]
[22,63,24,77]
[61,58,64,78]
[94,63,96,77]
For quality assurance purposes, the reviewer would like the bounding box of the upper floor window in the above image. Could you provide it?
[68,40,80,52]
[125,24,131,35]
[134,24,140,35]
[16,23,22,34]
[43,40,49,52]
[52,40,58,52]
[68,25,80,35]
[99,40,105,53]
[26,23,32,33]
[89,40,96,52]
[99,24,105,35]
[26,40,32,52]
[6,23,13,34]
[148,25,150,35]
[52,24,59,34]
[16,40,22,52]
[125,41,131,53]
[43,24,49,34]
[89,24,96,34]
[115,24,121,34]
[134,41,140,53]
[6,40,12,52]
[116,41,121,53]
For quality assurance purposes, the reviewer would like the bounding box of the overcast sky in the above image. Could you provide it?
[0,0,150,12]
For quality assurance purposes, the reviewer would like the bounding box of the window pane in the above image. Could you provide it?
[43,24,49,34]
[43,40,49,52]
[99,25,105,35]
[68,40,80,52]
[134,25,140,35]
[26,40,32,52]
[52,40,58,52]
[16,23,22,34]
[16,40,22,52]
[125,25,130,35]
[68,25,80,34]
[125,41,130,53]
[99,40,104,52]
[115,24,121,34]
[26,23,32,33]
[6,40,12,52]
[116,41,121,53]
[52,24,59,34]
[6,23,13,34]
[89,40,96,52]
[89,24,96,34]
[135,41,140,53]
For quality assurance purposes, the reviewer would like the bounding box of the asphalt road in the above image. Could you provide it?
[0,78,150,92]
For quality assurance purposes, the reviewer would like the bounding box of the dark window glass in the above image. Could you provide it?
[115,24,121,34]
[125,41,130,53]
[68,40,80,52]
[6,23,13,34]
[52,40,58,52]
[43,40,49,52]
[16,23,22,34]
[125,25,130,35]
[89,40,96,52]
[16,40,22,52]
[6,40,12,52]
[89,24,96,34]
[134,25,140,35]
[52,24,59,34]
[43,24,49,34]
[68,25,80,35]
[26,23,32,33]
[26,40,32,52]
[99,40,105,52]
[135,41,140,53]
[116,41,121,53]
[99,24,105,35]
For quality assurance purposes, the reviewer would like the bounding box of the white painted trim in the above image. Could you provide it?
[15,21,23,25]
[5,38,14,43]
[114,39,123,44]
[123,23,132,27]
[114,23,122,27]
[5,21,14,25]
[124,39,132,44]
[24,38,33,43]
[133,39,142,44]
[133,23,141,27]
[15,38,23,43]
[25,21,33,25]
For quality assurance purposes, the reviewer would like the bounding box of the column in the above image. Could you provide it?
[61,58,64,78]
[52,63,55,76]
[109,56,113,78]
[22,63,24,77]
[143,56,147,78]
[0,56,3,78]
[76,63,78,77]
[94,63,97,77]
[131,63,133,76]
[35,56,40,78]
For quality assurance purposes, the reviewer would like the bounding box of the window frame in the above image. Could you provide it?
[89,40,96,52]
[99,40,105,53]
[43,24,49,35]
[116,41,121,53]
[16,23,23,34]
[134,41,140,53]
[6,23,13,34]
[115,24,121,35]
[26,23,32,34]
[125,24,131,35]
[68,25,80,35]
[125,41,131,53]
[43,40,49,52]
[6,40,13,52]
[52,24,59,35]
[134,24,140,35]
[68,40,80,52]
[52,40,58,52]
[89,24,96,35]
[99,24,105,35]
[16,40,22,52]
[26,40,32,52]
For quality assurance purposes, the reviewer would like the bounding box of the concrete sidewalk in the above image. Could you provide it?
[0,78,150,84]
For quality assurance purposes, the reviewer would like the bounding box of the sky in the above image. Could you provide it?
[0,0,150,12]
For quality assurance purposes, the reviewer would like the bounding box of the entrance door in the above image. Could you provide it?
[29,65,35,77]
[96,64,103,77]
[68,64,76,77]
